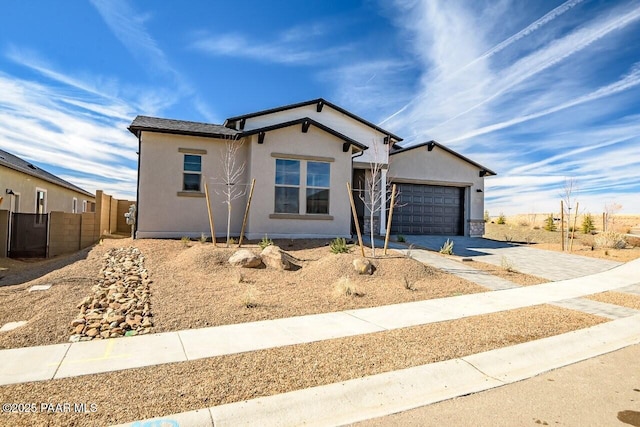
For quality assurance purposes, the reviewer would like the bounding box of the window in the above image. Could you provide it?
[306,162,330,214]
[82,200,87,213]
[35,189,46,214]
[72,198,78,213]
[275,159,300,213]
[183,154,202,191]
[274,159,330,215]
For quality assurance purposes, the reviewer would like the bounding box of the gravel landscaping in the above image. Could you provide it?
[0,238,486,349]
[585,291,640,311]
[0,305,606,427]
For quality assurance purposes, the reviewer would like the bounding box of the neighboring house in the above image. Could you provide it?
[0,149,95,214]
[128,98,495,240]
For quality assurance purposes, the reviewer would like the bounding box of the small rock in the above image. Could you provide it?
[228,249,262,268]
[69,334,82,343]
[100,331,110,339]
[73,324,85,335]
[86,328,99,337]
[71,318,85,327]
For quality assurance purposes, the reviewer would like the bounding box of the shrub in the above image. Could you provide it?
[594,231,626,249]
[259,234,274,250]
[497,213,506,225]
[242,285,259,308]
[330,237,349,254]
[581,213,596,234]
[439,239,454,255]
[199,233,208,244]
[333,277,363,297]
[627,236,640,248]
[228,237,237,245]
[402,276,417,291]
[544,215,556,231]
[484,210,490,223]
[501,256,515,272]
[397,234,406,243]
[181,236,190,247]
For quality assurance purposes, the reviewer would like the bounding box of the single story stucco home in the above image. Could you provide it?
[128,98,495,240]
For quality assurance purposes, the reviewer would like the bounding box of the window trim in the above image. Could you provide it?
[273,158,331,216]
[72,197,78,213]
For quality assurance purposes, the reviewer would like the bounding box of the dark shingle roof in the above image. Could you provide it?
[0,149,95,197]
[128,116,240,138]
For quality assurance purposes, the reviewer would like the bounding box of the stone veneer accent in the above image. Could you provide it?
[469,219,485,237]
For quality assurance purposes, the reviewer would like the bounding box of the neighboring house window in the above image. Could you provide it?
[82,200,87,213]
[72,198,78,213]
[275,159,300,213]
[35,188,46,214]
[183,154,202,191]
[274,159,331,214]
[306,162,330,214]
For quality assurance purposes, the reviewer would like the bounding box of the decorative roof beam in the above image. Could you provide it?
[342,142,351,153]
[428,141,436,151]
[479,170,487,177]
[301,120,311,133]
[239,118,246,130]
[258,132,265,144]
[316,100,324,112]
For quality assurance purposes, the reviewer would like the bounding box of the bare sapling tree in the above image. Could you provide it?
[358,137,395,258]
[215,135,247,247]
[604,201,623,232]
[560,177,578,251]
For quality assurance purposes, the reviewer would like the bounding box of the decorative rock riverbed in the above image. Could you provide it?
[69,247,153,342]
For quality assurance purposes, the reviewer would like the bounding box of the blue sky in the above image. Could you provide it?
[1,0,639,215]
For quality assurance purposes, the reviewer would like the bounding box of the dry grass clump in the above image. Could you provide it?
[333,277,363,297]
[594,231,627,249]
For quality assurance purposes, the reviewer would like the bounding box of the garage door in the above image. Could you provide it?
[389,184,464,235]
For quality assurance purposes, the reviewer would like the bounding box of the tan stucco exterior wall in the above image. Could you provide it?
[242,105,391,165]
[388,146,486,236]
[136,132,249,238]
[244,125,352,239]
[0,166,94,214]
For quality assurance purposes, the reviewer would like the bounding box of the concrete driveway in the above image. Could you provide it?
[400,236,622,281]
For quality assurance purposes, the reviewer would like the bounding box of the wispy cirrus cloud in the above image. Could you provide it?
[190,25,353,66]
[90,0,220,122]
[361,0,640,214]
[0,60,139,198]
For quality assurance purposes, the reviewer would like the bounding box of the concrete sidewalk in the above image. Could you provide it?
[113,314,640,427]
[1,258,639,387]
[398,235,622,281]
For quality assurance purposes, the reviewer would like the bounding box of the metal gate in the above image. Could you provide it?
[9,213,48,258]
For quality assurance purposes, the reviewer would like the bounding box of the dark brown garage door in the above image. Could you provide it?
[389,184,464,235]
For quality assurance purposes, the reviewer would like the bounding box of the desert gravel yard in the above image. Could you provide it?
[585,291,640,310]
[0,238,487,349]
[0,305,607,427]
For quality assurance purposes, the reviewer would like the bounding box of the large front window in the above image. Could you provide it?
[274,159,330,214]
[183,154,202,191]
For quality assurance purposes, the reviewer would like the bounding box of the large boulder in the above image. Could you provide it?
[229,249,262,268]
[261,245,297,270]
